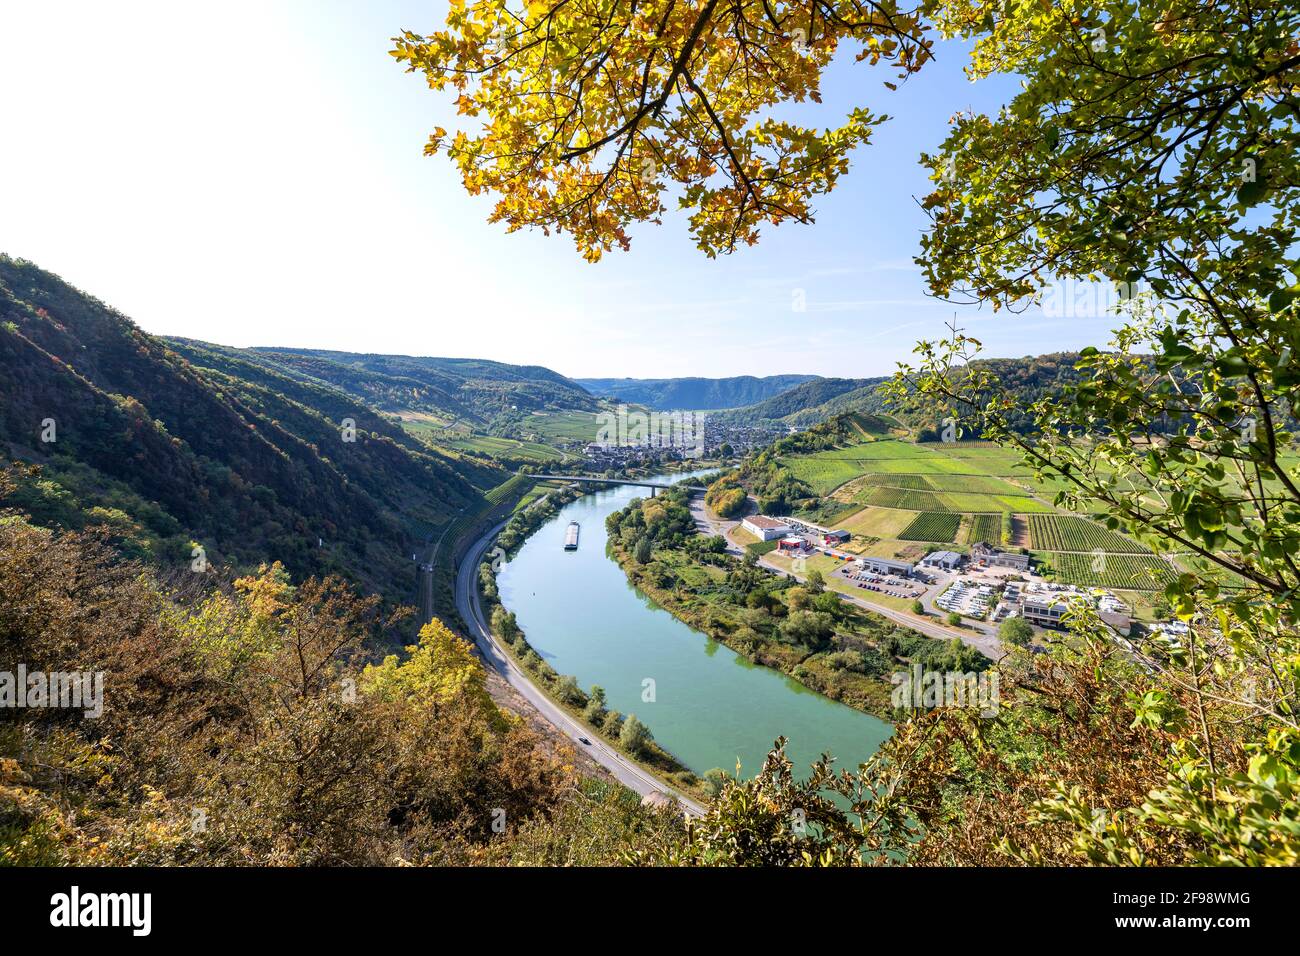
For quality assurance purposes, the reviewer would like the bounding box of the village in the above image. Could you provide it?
[738,513,1136,639]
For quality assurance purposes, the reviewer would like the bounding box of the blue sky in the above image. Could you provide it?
[0,1,1115,378]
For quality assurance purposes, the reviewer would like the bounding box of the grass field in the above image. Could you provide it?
[838,506,918,540]
[850,481,1051,514]
[1035,552,1177,589]
[783,439,1050,493]
[1028,514,1151,553]
[780,456,874,495]
[922,473,1029,494]
[866,474,932,490]
[938,491,1055,513]
[898,511,961,543]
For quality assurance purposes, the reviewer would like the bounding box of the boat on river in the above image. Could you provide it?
[563,521,580,550]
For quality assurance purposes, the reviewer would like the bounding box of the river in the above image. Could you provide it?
[496,471,891,781]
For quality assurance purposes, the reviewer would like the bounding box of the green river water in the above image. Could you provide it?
[496,471,892,781]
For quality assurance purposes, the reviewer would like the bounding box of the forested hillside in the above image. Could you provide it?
[0,255,503,604]
[717,357,1092,435]
[172,343,599,426]
[714,376,884,424]
[576,374,818,409]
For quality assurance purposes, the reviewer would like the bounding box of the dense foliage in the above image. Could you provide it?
[0,493,682,865]
[393,0,931,259]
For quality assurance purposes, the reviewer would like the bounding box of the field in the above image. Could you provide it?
[898,511,961,543]
[865,474,931,490]
[963,513,1002,544]
[1035,552,1177,589]
[785,439,1047,495]
[776,437,1183,571]
[1027,514,1151,553]
[439,434,565,462]
[781,456,875,496]
[837,506,917,541]
[522,410,603,442]
[511,480,565,513]
[859,485,951,511]
[851,481,1051,514]
[921,473,1028,494]
[939,492,1054,513]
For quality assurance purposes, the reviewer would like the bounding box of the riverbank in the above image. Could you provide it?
[491,472,892,783]
[605,489,990,721]
[475,484,711,802]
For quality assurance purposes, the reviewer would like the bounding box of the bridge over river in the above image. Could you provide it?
[525,474,708,495]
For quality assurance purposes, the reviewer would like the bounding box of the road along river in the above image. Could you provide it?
[494,471,891,782]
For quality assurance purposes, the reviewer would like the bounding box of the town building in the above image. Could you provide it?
[856,556,915,577]
[1020,597,1068,628]
[777,536,808,554]
[971,541,1032,571]
[920,550,963,570]
[822,529,851,545]
[741,515,793,541]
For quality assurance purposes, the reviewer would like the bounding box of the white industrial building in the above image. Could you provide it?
[741,515,793,541]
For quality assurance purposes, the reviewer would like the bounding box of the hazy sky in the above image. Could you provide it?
[0,1,1115,378]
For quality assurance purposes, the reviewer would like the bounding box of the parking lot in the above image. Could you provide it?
[835,565,925,600]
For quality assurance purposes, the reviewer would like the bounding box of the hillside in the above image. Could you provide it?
[714,376,886,424]
[714,356,1098,435]
[167,343,600,427]
[0,255,505,606]
[576,373,818,409]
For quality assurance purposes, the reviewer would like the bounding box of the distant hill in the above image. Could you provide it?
[0,255,506,603]
[166,344,600,427]
[714,376,887,425]
[576,374,819,410]
[716,356,1103,434]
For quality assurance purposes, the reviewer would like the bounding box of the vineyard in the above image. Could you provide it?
[1028,514,1150,553]
[872,474,932,490]
[1036,552,1177,589]
[861,485,951,511]
[898,511,961,542]
[964,513,1001,544]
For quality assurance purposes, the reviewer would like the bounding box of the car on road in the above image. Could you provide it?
[578,737,591,746]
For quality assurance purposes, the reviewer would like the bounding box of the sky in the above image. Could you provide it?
[0,1,1117,379]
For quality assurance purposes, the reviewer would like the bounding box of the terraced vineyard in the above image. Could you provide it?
[1036,552,1177,589]
[898,511,961,543]
[1028,514,1150,553]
